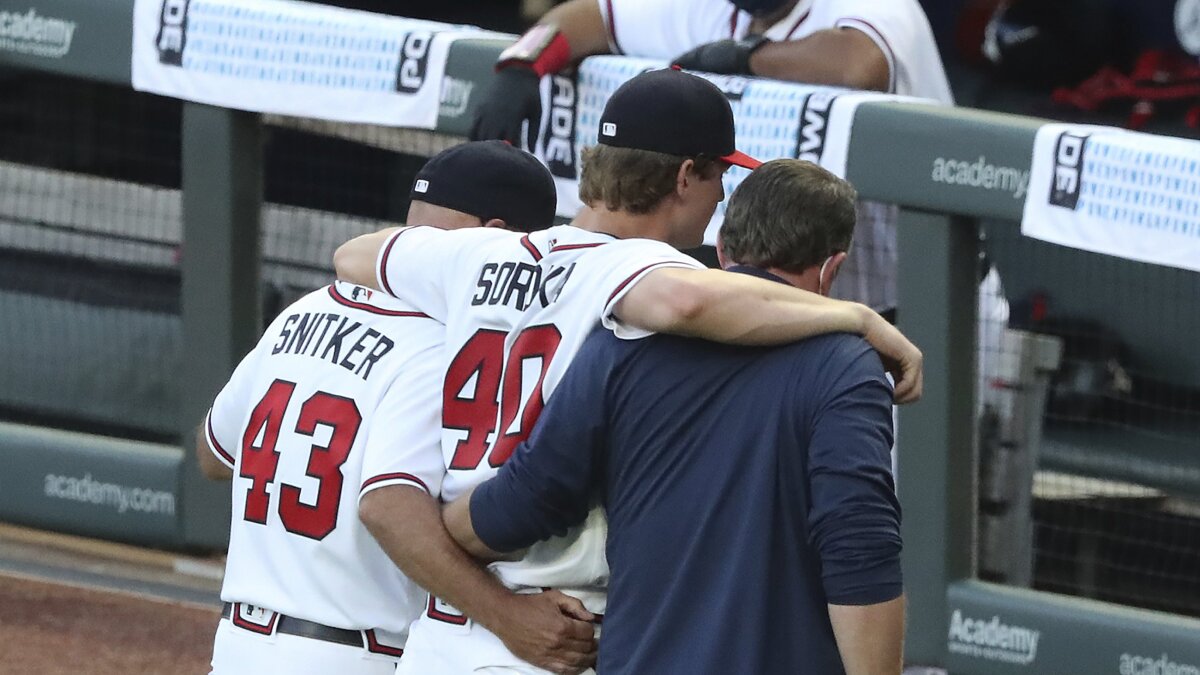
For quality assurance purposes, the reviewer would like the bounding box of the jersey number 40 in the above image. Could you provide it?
[239,380,361,540]
[443,325,562,470]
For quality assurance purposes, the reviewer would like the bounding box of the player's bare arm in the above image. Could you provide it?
[442,485,504,560]
[828,595,906,675]
[193,424,232,481]
[672,28,890,92]
[333,228,400,290]
[749,28,890,91]
[536,0,613,61]
[615,267,923,403]
[359,486,596,675]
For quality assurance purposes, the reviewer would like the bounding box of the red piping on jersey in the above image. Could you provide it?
[729,8,738,38]
[365,630,405,657]
[784,8,812,40]
[206,412,235,466]
[606,261,685,306]
[360,472,430,494]
[604,0,623,54]
[550,242,606,253]
[378,231,401,297]
[377,225,441,298]
[837,17,896,93]
[326,285,429,318]
[520,234,543,261]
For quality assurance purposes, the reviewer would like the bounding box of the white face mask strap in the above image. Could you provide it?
[817,255,833,296]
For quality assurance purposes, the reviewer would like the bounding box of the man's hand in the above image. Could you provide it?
[861,311,923,404]
[492,590,598,675]
[470,68,543,151]
[671,36,770,75]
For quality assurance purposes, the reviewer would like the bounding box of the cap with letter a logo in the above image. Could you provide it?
[597,68,761,169]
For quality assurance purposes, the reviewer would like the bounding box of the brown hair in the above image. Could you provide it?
[720,159,857,273]
[578,145,722,214]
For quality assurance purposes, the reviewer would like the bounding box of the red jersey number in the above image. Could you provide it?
[443,325,562,470]
[239,380,362,540]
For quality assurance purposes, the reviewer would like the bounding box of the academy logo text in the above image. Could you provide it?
[0,8,76,58]
[948,610,1040,665]
[1121,653,1200,675]
[44,473,176,516]
[931,155,1029,199]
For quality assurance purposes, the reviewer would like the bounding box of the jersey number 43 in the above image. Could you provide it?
[443,325,562,470]
[239,380,361,540]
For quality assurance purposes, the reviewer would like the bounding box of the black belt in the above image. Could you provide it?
[222,602,362,648]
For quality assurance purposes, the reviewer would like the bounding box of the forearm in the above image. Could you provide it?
[829,595,906,675]
[332,228,400,290]
[748,29,889,91]
[618,268,870,346]
[444,486,511,560]
[194,424,232,481]
[359,486,515,630]
[539,0,613,63]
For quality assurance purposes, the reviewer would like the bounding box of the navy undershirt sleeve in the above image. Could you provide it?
[470,333,612,553]
[805,341,903,605]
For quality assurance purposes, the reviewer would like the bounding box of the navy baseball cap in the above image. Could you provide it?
[597,68,761,169]
[411,140,557,233]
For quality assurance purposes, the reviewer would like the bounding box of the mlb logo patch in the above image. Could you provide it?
[601,122,617,137]
[414,179,430,193]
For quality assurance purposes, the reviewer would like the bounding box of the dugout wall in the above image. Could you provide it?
[2,0,1199,671]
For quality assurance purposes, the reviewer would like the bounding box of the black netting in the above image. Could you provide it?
[0,68,461,442]
[975,216,1200,617]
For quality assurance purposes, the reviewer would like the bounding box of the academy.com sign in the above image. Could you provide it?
[948,610,1041,665]
[0,8,76,58]
[931,155,1030,200]
[44,472,176,516]
[1120,652,1200,675]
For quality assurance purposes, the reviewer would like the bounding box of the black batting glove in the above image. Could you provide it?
[671,35,770,76]
[470,67,543,151]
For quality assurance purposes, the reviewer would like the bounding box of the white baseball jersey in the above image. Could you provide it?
[598,0,952,102]
[205,280,445,636]
[598,0,953,312]
[374,224,703,605]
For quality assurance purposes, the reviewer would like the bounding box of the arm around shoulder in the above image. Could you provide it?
[612,267,867,344]
[613,267,921,401]
[333,228,400,290]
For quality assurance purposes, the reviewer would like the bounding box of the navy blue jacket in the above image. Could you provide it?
[472,267,902,674]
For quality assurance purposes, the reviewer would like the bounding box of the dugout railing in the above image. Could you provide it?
[2,1,1199,671]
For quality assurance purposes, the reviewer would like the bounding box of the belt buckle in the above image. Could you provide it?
[230,602,280,636]
[426,595,469,627]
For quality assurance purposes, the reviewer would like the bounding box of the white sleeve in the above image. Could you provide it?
[588,239,705,340]
[827,0,951,102]
[204,347,267,470]
[597,0,735,59]
[374,226,454,323]
[358,333,446,501]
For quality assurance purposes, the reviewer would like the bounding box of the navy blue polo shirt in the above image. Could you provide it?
[471,266,902,674]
